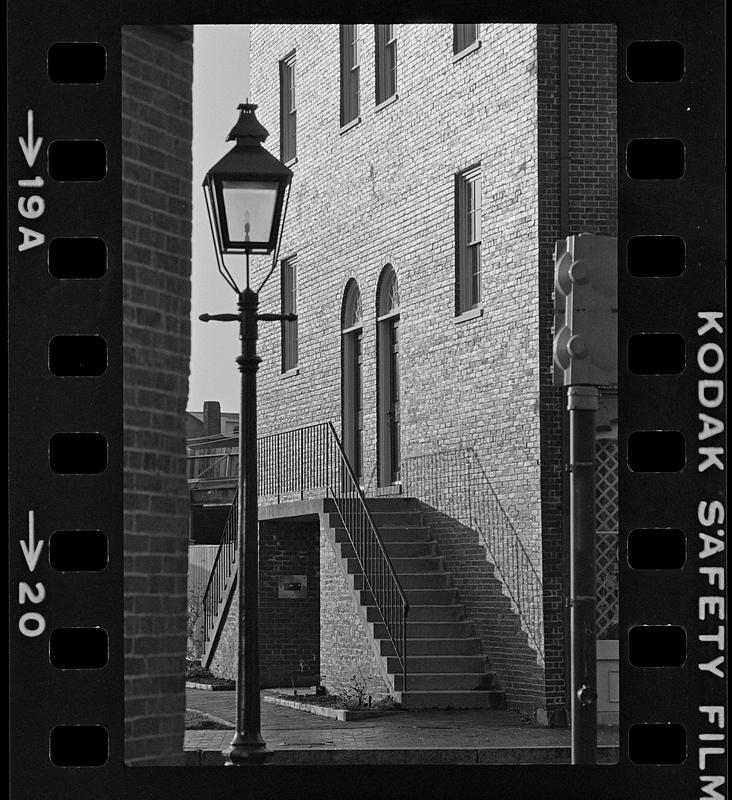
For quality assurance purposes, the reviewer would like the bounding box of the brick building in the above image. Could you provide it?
[197,22,618,725]
[122,25,193,765]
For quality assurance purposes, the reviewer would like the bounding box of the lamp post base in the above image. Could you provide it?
[225,732,270,766]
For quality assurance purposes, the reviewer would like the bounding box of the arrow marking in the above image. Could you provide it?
[19,110,43,169]
[21,510,44,573]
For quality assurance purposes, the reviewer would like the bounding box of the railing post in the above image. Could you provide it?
[300,427,305,500]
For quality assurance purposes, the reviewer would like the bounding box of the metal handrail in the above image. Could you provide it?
[326,422,409,693]
[200,490,238,649]
[401,446,545,665]
[197,420,409,692]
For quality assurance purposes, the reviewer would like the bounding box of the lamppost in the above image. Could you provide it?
[201,102,293,765]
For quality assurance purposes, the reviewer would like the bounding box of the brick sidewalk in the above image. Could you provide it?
[185,689,620,765]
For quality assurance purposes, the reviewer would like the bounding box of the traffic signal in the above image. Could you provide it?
[553,233,618,386]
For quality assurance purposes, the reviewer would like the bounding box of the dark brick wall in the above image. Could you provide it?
[210,518,320,687]
[537,23,617,716]
[122,25,193,766]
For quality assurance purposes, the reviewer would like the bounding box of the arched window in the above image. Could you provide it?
[341,280,363,482]
[376,265,400,486]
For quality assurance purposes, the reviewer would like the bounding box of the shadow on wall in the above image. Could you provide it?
[402,448,546,713]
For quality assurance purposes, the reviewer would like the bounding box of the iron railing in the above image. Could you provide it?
[326,422,409,692]
[198,421,409,692]
[200,490,238,655]
[402,447,545,664]
[258,423,335,501]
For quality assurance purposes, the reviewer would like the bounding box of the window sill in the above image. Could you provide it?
[280,367,300,379]
[339,116,361,135]
[284,156,298,168]
[454,306,484,324]
[452,40,482,64]
[375,93,399,113]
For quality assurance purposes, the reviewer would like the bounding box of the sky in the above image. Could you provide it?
[188,25,250,414]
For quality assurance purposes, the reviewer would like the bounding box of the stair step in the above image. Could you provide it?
[360,588,458,606]
[340,540,435,558]
[355,571,451,589]
[366,604,465,623]
[372,620,473,639]
[394,673,496,691]
[386,655,488,674]
[381,638,482,656]
[346,556,443,574]
[359,512,425,526]
[397,690,506,710]
[334,527,430,543]
[324,497,418,514]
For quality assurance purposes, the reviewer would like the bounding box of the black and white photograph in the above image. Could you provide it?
[122,22,621,766]
[7,0,727,794]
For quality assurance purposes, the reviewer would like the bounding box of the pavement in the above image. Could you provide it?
[184,688,620,765]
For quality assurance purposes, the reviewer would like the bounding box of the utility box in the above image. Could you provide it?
[278,574,307,599]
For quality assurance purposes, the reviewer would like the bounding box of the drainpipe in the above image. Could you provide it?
[559,23,572,728]
[560,24,570,238]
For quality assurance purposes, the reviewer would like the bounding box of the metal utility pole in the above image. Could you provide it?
[568,385,599,764]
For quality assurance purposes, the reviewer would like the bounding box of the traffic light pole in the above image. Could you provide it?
[568,385,599,765]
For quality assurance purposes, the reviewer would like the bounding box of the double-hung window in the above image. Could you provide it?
[279,52,296,163]
[281,257,298,372]
[456,166,482,314]
[375,25,397,105]
[453,24,479,55]
[340,25,360,126]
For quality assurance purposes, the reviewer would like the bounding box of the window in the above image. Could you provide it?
[281,257,298,372]
[341,280,363,481]
[340,25,360,126]
[453,24,478,55]
[376,266,400,486]
[279,52,296,163]
[456,166,482,314]
[375,25,397,105]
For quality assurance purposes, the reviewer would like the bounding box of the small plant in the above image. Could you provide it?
[186,586,205,659]
[291,652,319,695]
[341,662,370,709]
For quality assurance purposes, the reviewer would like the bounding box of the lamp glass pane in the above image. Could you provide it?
[222,180,278,244]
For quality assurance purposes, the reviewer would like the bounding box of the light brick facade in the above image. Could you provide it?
[122,25,193,765]
[246,23,616,720]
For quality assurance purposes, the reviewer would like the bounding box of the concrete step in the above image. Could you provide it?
[393,672,496,691]
[372,620,474,639]
[346,556,443,575]
[340,540,435,559]
[360,588,458,606]
[397,690,506,710]
[324,497,418,514]
[381,637,482,656]
[363,497,418,512]
[341,511,425,527]
[334,526,430,543]
[385,655,488,674]
[366,604,466,623]
[355,571,451,590]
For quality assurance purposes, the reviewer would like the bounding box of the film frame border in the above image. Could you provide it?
[7,0,726,797]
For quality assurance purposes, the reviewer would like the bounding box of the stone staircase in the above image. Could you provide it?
[325,497,506,709]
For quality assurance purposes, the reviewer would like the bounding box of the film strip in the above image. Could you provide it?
[8,1,726,798]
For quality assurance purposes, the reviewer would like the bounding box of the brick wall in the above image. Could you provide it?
[536,23,617,717]
[319,518,392,701]
[248,23,615,717]
[210,518,320,687]
[122,25,193,766]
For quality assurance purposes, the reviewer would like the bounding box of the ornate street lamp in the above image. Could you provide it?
[201,102,293,765]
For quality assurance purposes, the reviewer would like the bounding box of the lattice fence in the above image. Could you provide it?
[596,438,619,639]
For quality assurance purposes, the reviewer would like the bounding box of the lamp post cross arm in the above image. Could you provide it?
[199,312,297,323]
